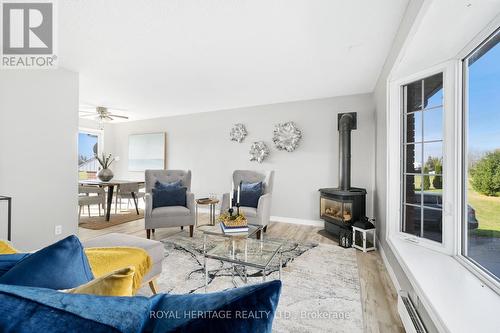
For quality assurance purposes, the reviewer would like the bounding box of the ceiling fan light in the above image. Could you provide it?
[96,106,108,114]
[78,104,129,123]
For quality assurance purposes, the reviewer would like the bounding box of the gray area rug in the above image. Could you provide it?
[138,231,363,332]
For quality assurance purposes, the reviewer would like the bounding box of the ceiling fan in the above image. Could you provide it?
[79,105,129,122]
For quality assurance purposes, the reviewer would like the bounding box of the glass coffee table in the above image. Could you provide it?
[198,223,283,291]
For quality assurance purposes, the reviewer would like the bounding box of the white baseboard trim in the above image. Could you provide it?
[271,216,324,227]
[378,240,401,292]
[196,208,324,227]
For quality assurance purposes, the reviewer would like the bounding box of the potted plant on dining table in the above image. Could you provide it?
[96,153,115,182]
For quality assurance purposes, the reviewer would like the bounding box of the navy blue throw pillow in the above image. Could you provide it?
[155,180,182,190]
[152,187,187,208]
[146,280,282,333]
[0,254,30,277]
[0,235,94,290]
[0,283,150,333]
[233,182,263,208]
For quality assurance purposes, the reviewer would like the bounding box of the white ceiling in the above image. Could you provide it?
[394,0,500,78]
[60,0,408,121]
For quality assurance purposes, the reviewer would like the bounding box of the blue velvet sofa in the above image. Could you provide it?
[0,280,281,333]
[0,236,282,333]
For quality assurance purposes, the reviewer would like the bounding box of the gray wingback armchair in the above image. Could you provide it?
[221,170,274,231]
[145,170,195,239]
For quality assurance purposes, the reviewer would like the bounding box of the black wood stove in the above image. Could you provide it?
[319,112,367,237]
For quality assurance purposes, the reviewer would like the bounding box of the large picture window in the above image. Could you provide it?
[402,73,444,243]
[463,29,500,282]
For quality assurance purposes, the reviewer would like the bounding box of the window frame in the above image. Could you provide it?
[387,61,458,256]
[401,74,445,243]
[457,26,500,293]
[387,22,500,294]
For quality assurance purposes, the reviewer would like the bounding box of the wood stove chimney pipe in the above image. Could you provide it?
[338,112,357,191]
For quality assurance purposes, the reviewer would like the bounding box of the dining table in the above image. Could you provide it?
[78,179,145,221]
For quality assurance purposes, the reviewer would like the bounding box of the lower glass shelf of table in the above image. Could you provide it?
[200,227,283,291]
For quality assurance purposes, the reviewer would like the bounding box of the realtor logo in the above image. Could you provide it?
[1,0,57,68]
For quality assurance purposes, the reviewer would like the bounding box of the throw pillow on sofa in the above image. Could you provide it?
[0,242,152,295]
[0,235,94,290]
[0,283,150,333]
[146,280,282,332]
[0,253,30,277]
[63,266,135,297]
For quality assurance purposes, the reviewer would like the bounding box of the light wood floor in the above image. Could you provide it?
[79,216,404,333]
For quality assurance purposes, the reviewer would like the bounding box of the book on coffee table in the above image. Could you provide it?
[220,221,249,234]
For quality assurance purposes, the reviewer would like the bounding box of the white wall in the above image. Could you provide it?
[105,94,375,222]
[0,69,79,251]
[371,1,445,332]
[79,118,101,130]
[374,0,423,263]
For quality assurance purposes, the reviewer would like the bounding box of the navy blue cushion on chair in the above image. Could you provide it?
[145,280,282,333]
[233,182,263,208]
[155,179,182,190]
[152,187,187,208]
[0,235,94,290]
[0,254,30,277]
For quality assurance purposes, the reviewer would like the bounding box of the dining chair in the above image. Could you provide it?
[78,185,106,218]
[115,183,146,214]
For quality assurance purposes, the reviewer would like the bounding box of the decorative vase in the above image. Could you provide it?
[97,168,114,182]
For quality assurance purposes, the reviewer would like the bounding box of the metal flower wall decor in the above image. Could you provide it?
[229,123,248,143]
[249,141,270,163]
[272,121,302,152]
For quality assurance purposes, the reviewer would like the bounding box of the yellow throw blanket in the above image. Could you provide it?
[0,240,17,254]
[84,247,152,294]
[0,241,151,295]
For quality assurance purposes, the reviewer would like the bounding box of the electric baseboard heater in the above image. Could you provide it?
[398,291,427,333]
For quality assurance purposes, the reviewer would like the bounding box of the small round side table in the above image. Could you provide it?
[196,198,219,226]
